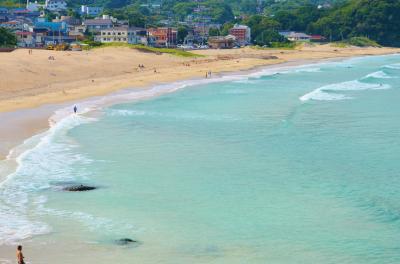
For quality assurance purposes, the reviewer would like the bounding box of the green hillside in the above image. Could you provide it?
[1,0,399,47]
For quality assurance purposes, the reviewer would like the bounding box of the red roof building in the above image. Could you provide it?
[310,35,327,42]
[147,27,177,47]
[229,24,251,45]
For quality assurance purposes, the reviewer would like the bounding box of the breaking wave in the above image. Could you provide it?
[300,80,390,102]
[363,71,393,79]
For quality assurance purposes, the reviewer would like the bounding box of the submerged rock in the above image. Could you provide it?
[63,185,97,192]
[115,238,139,246]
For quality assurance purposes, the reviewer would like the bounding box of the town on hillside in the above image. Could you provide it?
[0,0,332,51]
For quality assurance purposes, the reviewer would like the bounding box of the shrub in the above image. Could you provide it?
[347,37,381,47]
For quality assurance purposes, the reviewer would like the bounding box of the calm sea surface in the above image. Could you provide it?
[1,54,400,264]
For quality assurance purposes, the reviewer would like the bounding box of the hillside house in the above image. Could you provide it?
[80,5,103,16]
[45,0,67,12]
[100,27,147,44]
[83,16,113,33]
[208,35,236,49]
[147,27,177,47]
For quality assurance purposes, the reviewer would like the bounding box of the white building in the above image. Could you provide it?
[286,32,311,42]
[45,0,67,12]
[279,31,312,42]
[26,1,42,12]
[99,27,147,44]
[80,5,103,16]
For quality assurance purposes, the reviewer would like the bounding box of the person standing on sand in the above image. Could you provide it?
[17,245,25,264]
[74,105,78,114]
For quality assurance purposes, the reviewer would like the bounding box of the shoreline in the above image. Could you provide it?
[0,46,399,162]
[0,58,306,159]
[0,50,400,263]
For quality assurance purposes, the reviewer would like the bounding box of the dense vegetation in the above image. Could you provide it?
[0,27,16,47]
[244,0,400,47]
[310,0,400,46]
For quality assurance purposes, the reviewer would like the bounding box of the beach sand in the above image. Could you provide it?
[0,44,398,158]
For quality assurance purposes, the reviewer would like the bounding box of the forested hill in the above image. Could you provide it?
[310,0,400,47]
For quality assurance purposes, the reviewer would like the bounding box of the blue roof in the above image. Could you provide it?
[34,21,67,32]
[11,8,26,11]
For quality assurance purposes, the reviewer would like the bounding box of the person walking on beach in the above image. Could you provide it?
[17,245,25,264]
[74,105,78,114]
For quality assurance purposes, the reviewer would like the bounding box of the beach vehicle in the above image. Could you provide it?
[46,44,54,50]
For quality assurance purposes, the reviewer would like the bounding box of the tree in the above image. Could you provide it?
[208,2,234,24]
[172,2,197,20]
[105,6,149,28]
[177,26,188,43]
[0,28,17,47]
[209,27,220,36]
[311,0,400,46]
[254,29,288,46]
[67,8,81,19]
[243,15,281,43]
[105,0,130,9]
[220,23,234,36]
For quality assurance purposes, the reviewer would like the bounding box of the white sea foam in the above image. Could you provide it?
[0,115,96,245]
[300,89,351,102]
[108,109,239,122]
[291,67,322,73]
[363,71,392,79]
[245,65,322,79]
[300,80,391,102]
[233,79,259,84]
[384,63,400,70]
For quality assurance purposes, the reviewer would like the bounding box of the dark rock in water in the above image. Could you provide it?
[63,185,97,192]
[115,238,139,246]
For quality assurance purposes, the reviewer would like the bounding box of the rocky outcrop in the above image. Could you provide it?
[63,185,97,192]
[115,238,139,246]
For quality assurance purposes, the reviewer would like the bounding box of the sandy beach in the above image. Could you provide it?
[0,44,399,158]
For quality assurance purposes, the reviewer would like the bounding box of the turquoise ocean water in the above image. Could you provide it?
[1,54,400,263]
